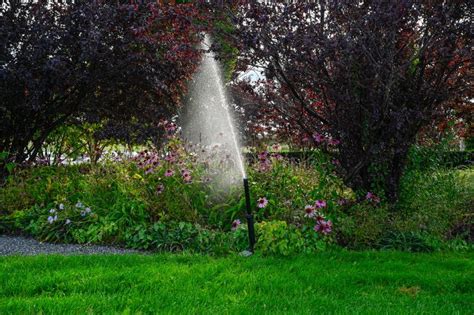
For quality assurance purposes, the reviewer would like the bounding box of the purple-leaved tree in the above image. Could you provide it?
[230,0,472,202]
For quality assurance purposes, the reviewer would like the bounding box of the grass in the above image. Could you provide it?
[0,251,473,314]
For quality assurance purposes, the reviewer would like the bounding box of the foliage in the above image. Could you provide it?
[378,231,437,253]
[0,140,343,253]
[124,221,248,255]
[230,1,472,202]
[334,203,390,249]
[0,1,204,174]
[255,221,304,256]
[1,136,472,254]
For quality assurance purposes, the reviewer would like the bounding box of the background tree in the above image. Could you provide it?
[0,1,204,175]
[230,0,472,202]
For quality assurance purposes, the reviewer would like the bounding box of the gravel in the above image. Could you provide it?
[0,235,141,256]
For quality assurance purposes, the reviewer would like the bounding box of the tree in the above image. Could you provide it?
[0,1,204,175]
[230,1,472,202]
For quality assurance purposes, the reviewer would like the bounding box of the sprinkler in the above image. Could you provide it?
[243,177,256,253]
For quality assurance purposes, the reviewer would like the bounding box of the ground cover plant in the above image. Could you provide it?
[1,251,473,314]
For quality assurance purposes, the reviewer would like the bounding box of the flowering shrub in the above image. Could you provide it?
[26,201,97,242]
[1,133,470,254]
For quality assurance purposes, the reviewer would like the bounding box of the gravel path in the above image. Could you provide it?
[0,235,141,256]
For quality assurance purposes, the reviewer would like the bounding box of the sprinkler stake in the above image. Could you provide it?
[243,177,256,252]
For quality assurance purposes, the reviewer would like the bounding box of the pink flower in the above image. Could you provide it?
[165,122,177,132]
[258,159,272,172]
[337,198,348,206]
[271,144,281,152]
[304,205,316,218]
[156,184,165,194]
[165,153,177,163]
[182,170,192,183]
[312,132,325,143]
[315,200,327,208]
[164,169,174,177]
[314,219,332,235]
[145,167,155,174]
[257,197,268,208]
[258,151,268,161]
[366,192,381,204]
[231,219,241,231]
[328,138,340,146]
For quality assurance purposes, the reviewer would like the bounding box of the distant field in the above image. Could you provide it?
[1,251,473,314]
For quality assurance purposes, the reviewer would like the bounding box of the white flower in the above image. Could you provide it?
[47,215,57,224]
[59,203,64,210]
[75,201,84,209]
[49,209,56,214]
[65,219,71,225]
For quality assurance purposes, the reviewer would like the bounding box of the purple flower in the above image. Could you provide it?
[257,197,268,208]
[315,200,327,208]
[156,184,165,194]
[328,138,340,146]
[164,169,174,177]
[231,219,241,231]
[314,219,332,235]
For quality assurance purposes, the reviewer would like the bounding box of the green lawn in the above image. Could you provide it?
[1,251,473,314]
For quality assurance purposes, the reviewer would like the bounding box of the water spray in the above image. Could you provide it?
[182,33,256,254]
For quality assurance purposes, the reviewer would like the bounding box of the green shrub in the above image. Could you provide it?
[396,167,473,239]
[255,221,305,256]
[123,221,249,255]
[334,203,390,249]
[378,231,438,252]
